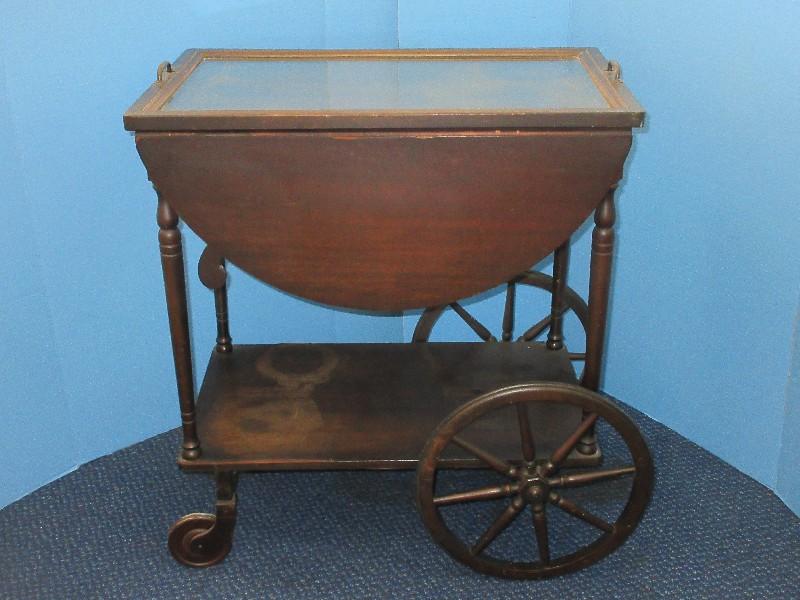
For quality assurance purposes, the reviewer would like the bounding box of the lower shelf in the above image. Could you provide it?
[182,342,600,471]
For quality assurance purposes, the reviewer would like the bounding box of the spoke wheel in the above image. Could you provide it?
[417,383,652,579]
[412,271,589,369]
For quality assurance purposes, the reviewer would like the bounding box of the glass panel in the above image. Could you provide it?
[163,59,608,112]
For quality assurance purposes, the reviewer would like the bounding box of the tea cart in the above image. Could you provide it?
[124,48,653,579]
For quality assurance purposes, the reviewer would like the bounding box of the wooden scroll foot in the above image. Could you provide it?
[168,472,238,567]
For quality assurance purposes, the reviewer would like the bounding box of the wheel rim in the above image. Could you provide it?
[417,383,653,579]
[412,271,589,371]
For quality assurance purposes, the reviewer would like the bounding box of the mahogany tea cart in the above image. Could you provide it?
[124,48,652,579]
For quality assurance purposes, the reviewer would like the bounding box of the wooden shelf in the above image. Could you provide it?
[181,342,599,471]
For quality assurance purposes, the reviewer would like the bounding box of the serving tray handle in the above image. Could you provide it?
[606,60,622,83]
[157,60,173,83]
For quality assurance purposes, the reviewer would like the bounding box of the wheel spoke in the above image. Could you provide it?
[433,483,519,506]
[452,436,517,477]
[549,491,614,533]
[502,282,515,341]
[471,497,525,555]
[515,404,536,463]
[450,302,496,342]
[548,466,635,488]
[532,507,551,563]
[519,315,551,341]
[546,414,599,474]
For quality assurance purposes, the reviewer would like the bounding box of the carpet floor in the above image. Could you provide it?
[1,403,798,599]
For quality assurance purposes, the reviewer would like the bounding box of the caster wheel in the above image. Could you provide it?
[168,512,232,568]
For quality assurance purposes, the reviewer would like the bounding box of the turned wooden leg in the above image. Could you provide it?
[546,239,570,350]
[199,246,233,353]
[168,471,239,567]
[157,194,200,460]
[579,185,617,454]
[582,186,617,391]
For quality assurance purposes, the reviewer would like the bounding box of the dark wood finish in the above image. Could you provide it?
[198,246,227,289]
[549,491,613,533]
[434,483,519,507]
[124,48,644,132]
[578,187,617,455]
[157,195,200,460]
[502,282,515,342]
[547,466,636,488]
[545,414,599,473]
[413,270,589,358]
[546,240,570,350]
[181,343,601,472]
[416,382,653,579]
[199,247,233,353]
[532,506,551,564]
[212,289,232,353]
[582,187,617,391]
[168,471,238,567]
[125,48,647,576]
[472,496,526,556]
[515,404,536,463]
[450,302,496,342]
[136,130,630,311]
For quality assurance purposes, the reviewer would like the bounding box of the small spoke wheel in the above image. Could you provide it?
[417,383,652,579]
[412,271,589,370]
[168,513,232,568]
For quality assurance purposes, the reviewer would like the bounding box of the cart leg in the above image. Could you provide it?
[579,185,617,454]
[157,195,200,460]
[546,239,570,350]
[168,471,239,567]
[199,246,233,353]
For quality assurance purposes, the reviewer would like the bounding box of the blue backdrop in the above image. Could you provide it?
[1,1,798,516]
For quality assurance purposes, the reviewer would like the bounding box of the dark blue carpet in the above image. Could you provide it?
[1,405,798,599]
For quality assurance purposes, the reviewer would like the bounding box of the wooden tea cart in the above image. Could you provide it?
[124,48,653,579]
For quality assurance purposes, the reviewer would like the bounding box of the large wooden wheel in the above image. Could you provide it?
[417,383,652,579]
[412,270,588,368]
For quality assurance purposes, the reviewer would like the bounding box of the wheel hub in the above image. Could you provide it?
[519,465,550,506]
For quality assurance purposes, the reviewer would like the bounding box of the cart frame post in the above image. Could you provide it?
[546,239,570,350]
[157,194,201,460]
[212,284,232,353]
[582,184,618,391]
[199,246,233,353]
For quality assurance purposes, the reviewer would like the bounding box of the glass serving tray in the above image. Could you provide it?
[124,48,644,131]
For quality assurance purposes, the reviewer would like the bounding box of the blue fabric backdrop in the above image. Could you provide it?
[1,1,797,515]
